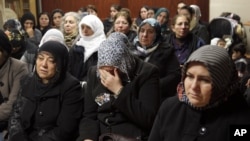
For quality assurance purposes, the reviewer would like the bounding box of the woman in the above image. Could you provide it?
[0,30,28,140]
[21,28,65,72]
[77,38,160,141]
[36,12,51,36]
[148,45,250,141]
[165,14,205,65]
[103,4,122,34]
[107,11,137,45]
[131,18,181,102]
[68,14,106,85]
[179,5,209,44]
[20,12,42,46]
[154,7,171,38]
[51,9,64,29]
[61,11,81,49]
[8,41,83,141]
[134,6,149,28]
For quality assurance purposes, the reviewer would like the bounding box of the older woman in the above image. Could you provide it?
[77,37,160,141]
[61,11,81,49]
[131,18,181,102]
[149,45,250,141]
[8,41,83,141]
[165,14,205,65]
[68,15,106,85]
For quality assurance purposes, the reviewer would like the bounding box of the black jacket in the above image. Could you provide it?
[77,58,160,141]
[149,93,250,141]
[9,73,83,141]
[131,41,181,102]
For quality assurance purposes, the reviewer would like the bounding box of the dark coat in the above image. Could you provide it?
[68,44,98,82]
[165,32,205,65]
[77,58,160,141]
[131,41,181,102]
[8,73,83,141]
[148,94,250,141]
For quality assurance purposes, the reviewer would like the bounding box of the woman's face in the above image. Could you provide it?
[63,16,78,35]
[24,20,34,30]
[36,51,57,84]
[39,14,50,28]
[110,7,119,19]
[184,62,212,107]
[81,24,94,36]
[53,12,63,28]
[139,23,156,47]
[172,16,190,38]
[114,16,130,34]
[140,7,148,19]
[156,12,167,25]
[147,9,155,18]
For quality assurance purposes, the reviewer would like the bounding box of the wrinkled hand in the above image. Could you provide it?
[99,68,123,95]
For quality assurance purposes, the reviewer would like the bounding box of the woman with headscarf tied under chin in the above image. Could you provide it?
[149,45,250,141]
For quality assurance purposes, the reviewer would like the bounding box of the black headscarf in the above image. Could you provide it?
[37,41,69,84]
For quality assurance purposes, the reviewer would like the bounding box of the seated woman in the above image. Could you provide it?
[165,14,205,65]
[8,41,83,141]
[107,11,137,45]
[149,45,250,141]
[0,30,28,140]
[131,18,181,102]
[77,37,160,141]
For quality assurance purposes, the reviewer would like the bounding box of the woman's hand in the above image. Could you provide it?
[99,68,123,96]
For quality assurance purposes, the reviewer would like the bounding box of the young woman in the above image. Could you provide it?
[37,12,51,36]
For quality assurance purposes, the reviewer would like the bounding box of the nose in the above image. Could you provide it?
[41,59,48,67]
[190,79,199,90]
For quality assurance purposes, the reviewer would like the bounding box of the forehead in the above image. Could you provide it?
[38,51,54,58]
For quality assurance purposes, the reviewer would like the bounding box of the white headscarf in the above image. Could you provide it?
[76,15,106,62]
[39,28,66,50]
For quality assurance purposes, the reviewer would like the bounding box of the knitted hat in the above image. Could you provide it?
[0,30,12,55]
[181,45,238,106]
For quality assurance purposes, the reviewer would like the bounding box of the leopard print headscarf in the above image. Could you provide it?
[97,38,135,82]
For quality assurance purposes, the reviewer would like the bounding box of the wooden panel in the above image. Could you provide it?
[41,0,209,22]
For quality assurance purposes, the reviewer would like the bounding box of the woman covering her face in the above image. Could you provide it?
[77,34,160,141]
[149,45,250,141]
[9,41,83,141]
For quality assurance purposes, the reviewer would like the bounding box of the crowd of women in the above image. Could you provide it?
[0,1,250,141]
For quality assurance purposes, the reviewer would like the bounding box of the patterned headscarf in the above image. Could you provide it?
[178,45,239,110]
[97,38,135,82]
